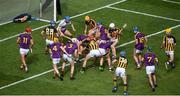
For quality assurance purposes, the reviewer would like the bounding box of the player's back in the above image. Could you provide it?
[44,26,57,40]
[19,33,32,49]
[50,42,62,58]
[116,57,128,69]
[88,40,98,50]
[135,32,145,44]
[85,19,96,29]
[164,35,176,51]
[144,53,156,66]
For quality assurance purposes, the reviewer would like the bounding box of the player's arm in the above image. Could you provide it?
[30,38,34,53]
[70,21,76,32]
[60,46,69,56]
[16,37,21,44]
[160,36,165,49]
[84,23,88,34]
[41,30,46,39]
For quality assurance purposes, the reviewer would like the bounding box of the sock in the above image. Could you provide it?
[124,84,128,91]
[113,78,117,87]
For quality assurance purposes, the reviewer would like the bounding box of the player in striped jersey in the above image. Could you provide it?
[84,16,97,37]
[80,39,99,73]
[41,20,58,54]
[112,51,128,95]
[161,28,176,69]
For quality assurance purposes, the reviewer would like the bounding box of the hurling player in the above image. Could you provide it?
[112,51,128,95]
[57,16,76,37]
[141,47,158,92]
[133,27,147,69]
[17,27,34,72]
[161,28,176,69]
[84,16,97,36]
[61,41,78,80]
[41,20,58,54]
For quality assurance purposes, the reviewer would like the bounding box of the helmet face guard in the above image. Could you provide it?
[120,51,126,57]
[65,16,71,22]
[50,20,56,26]
[133,27,139,33]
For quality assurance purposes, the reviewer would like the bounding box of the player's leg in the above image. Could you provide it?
[152,73,157,87]
[122,75,128,95]
[52,58,63,80]
[61,61,66,77]
[169,51,175,68]
[80,54,92,73]
[133,48,140,68]
[106,53,112,71]
[146,66,155,91]
[99,57,104,71]
[64,30,72,37]
[111,39,118,63]
[20,48,29,72]
[70,61,75,80]
[112,76,118,92]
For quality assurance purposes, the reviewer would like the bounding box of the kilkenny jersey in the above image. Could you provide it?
[44,26,58,40]
[85,19,96,29]
[88,40,98,50]
[116,57,128,69]
[109,28,120,38]
[163,35,176,51]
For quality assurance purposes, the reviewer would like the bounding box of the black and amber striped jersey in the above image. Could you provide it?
[88,40,98,50]
[109,28,121,38]
[44,26,58,40]
[163,35,176,51]
[85,19,96,29]
[116,57,128,69]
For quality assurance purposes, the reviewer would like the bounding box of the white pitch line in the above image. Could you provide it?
[0,0,127,43]
[163,0,180,5]
[107,6,180,22]
[1,24,180,90]
[0,21,13,26]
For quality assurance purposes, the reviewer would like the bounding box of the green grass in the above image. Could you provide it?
[0,0,180,95]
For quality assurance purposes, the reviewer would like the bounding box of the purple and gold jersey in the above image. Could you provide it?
[44,26,58,40]
[50,42,62,58]
[144,53,157,66]
[18,33,32,49]
[135,32,145,50]
[99,41,112,50]
[65,42,78,54]
[77,34,88,41]
[99,25,109,40]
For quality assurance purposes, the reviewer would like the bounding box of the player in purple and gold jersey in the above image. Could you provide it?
[133,27,147,69]
[61,41,78,80]
[49,37,68,80]
[112,51,128,95]
[41,20,58,54]
[17,27,34,72]
[161,28,176,70]
[141,47,158,92]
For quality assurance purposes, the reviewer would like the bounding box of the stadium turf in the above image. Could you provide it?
[0,0,180,95]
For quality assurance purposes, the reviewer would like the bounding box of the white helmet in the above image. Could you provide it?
[71,38,78,43]
[109,23,115,28]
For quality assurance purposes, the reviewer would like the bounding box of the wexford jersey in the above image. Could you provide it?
[109,28,120,38]
[99,41,112,51]
[50,42,62,58]
[18,33,32,49]
[65,42,78,54]
[163,35,176,51]
[135,32,145,50]
[116,57,128,69]
[44,26,58,40]
[144,53,157,67]
[99,25,109,40]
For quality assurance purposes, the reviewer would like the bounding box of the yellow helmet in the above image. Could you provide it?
[85,15,90,21]
[53,37,59,42]
[165,28,171,34]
